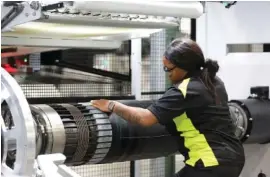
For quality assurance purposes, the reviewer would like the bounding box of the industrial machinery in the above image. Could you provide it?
[2,65,270,177]
[1,1,203,50]
[1,2,198,176]
[1,1,270,177]
[229,86,270,144]
[1,66,180,177]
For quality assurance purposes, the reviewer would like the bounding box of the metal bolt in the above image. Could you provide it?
[25,13,29,17]
[33,12,36,16]
[30,1,39,10]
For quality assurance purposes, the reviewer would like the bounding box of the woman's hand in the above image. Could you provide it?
[91,99,111,112]
[91,99,158,126]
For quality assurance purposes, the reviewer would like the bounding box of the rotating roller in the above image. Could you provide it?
[30,103,113,165]
[28,100,179,165]
[229,98,270,144]
[95,100,179,164]
[3,97,270,169]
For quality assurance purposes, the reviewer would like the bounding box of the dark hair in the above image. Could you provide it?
[201,59,220,104]
[164,38,220,104]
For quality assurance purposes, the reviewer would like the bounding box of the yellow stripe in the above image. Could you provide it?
[178,78,190,98]
[173,78,219,167]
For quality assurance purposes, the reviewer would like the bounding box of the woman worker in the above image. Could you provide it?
[91,38,245,177]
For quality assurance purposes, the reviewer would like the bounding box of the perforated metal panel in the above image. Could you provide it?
[29,53,41,71]
[17,50,132,99]
[139,157,167,177]
[94,53,130,75]
[141,27,179,100]
[20,83,130,98]
[71,162,130,177]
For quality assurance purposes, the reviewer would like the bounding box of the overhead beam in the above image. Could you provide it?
[1,36,122,49]
[72,1,204,18]
[89,31,161,41]
[39,14,179,29]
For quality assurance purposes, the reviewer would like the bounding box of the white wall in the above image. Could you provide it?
[197,1,270,100]
[197,2,270,177]
[219,53,270,99]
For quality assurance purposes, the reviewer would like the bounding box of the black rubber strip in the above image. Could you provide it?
[72,104,99,162]
[75,104,112,164]
[60,104,90,163]
[26,96,135,104]
[49,104,78,162]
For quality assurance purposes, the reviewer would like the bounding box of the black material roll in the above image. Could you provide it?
[49,104,81,164]
[99,100,179,163]
[17,98,180,166]
[229,99,270,144]
[48,104,112,165]
[32,100,179,165]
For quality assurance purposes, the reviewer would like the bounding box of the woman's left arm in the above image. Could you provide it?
[91,99,158,127]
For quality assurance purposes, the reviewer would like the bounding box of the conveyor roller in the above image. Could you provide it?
[2,98,270,169]
[229,98,270,144]
[27,101,179,165]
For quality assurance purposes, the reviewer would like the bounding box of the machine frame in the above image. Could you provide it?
[3,2,269,177]
[0,2,203,177]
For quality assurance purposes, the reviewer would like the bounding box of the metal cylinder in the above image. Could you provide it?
[229,98,270,144]
[28,100,179,165]
[5,97,269,168]
[30,103,112,165]
[96,100,179,164]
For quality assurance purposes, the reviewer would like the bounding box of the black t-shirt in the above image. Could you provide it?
[147,76,245,167]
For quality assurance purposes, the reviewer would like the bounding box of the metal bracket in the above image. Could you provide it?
[36,153,81,177]
[1,1,43,32]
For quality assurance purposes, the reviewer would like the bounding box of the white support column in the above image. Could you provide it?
[131,38,142,101]
[131,38,142,177]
